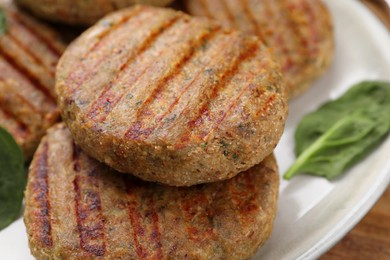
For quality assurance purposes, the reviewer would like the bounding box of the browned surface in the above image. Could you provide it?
[24,123,280,259]
[0,1,65,159]
[15,0,174,25]
[56,6,287,186]
[321,185,390,259]
[184,0,334,99]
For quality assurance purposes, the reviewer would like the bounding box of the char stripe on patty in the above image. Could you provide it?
[9,11,64,57]
[185,0,334,99]
[0,48,55,102]
[72,143,106,257]
[29,141,52,247]
[25,124,279,259]
[0,2,64,158]
[0,107,30,138]
[56,6,287,186]
[85,16,201,124]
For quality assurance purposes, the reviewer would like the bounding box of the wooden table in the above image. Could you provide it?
[320,185,390,259]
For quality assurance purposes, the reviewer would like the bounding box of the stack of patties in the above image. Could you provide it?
[25,6,287,258]
[22,0,330,258]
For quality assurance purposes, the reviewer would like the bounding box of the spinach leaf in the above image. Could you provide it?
[0,8,7,37]
[0,127,25,230]
[284,81,390,180]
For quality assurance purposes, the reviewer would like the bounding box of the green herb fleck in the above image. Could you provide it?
[220,139,229,148]
[284,81,390,180]
[0,8,7,37]
[0,127,25,230]
[164,114,177,123]
[199,42,207,51]
[205,68,213,74]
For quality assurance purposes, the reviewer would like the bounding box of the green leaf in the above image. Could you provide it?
[284,81,390,180]
[0,8,7,37]
[0,127,25,230]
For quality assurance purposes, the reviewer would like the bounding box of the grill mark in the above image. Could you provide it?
[9,12,62,57]
[124,27,221,140]
[255,93,277,117]
[86,16,182,123]
[275,0,304,72]
[217,0,238,27]
[147,196,163,259]
[32,141,53,247]
[0,49,56,103]
[0,57,55,112]
[179,189,216,242]
[3,86,40,114]
[65,7,145,95]
[243,170,257,203]
[207,181,233,238]
[0,103,30,139]
[143,33,247,141]
[125,180,148,259]
[203,186,219,240]
[203,59,259,141]
[6,32,55,77]
[303,1,321,55]
[261,0,277,42]
[227,175,245,229]
[234,171,260,227]
[73,144,106,257]
[241,0,264,41]
[267,0,301,75]
[128,32,235,141]
[255,0,291,77]
[180,42,259,143]
[0,77,39,116]
[72,142,81,172]
[204,76,254,140]
[88,8,144,54]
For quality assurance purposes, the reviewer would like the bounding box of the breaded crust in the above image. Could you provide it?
[56,6,287,186]
[0,1,65,159]
[15,0,174,25]
[24,123,279,260]
[185,0,334,99]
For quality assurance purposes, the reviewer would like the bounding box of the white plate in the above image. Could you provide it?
[1,0,390,259]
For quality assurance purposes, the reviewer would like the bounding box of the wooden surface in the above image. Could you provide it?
[321,185,390,259]
[361,0,390,29]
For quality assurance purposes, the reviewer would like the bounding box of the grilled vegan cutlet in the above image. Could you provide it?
[15,0,174,25]
[0,1,65,159]
[24,123,279,260]
[185,0,334,99]
[56,6,288,186]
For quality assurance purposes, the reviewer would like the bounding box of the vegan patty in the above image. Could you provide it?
[24,123,279,259]
[15,0,174,25]
[0,1,64,158]
[185,0,334,99]
[56,6,287,186]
